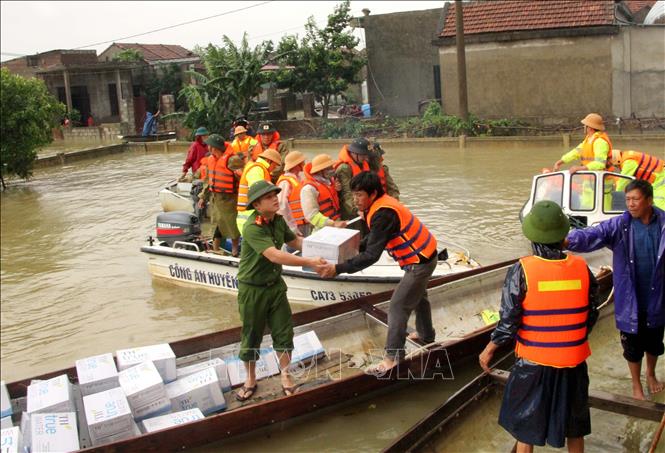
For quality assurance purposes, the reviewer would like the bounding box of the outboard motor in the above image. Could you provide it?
[156,211,201,246]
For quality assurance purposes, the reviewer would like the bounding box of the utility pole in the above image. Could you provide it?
[455,0,469,121]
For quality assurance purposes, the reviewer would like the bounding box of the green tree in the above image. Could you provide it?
[0,68,65,189]
[143,64,184,112]
[274,0,365,118]
[178,34,272,135]
[112,48,143,62]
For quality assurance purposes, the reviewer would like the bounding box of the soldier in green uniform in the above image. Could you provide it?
[235,180,326,401]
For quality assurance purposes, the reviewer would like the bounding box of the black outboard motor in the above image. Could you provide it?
[156,211,201,246]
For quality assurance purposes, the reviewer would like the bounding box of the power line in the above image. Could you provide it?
[72,1,274,50]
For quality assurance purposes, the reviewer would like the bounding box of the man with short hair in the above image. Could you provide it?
[479,200,599,453]
[565,179,664,400]
[316,171,438,372]
[253,122,289,180]
[235,180,326,401]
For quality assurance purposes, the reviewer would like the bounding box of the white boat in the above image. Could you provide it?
[141,226,480,306]
[520,169,633,270]
[158,180,196,213]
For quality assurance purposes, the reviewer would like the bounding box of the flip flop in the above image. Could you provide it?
[235,384,257,402]
[282,384,300,396]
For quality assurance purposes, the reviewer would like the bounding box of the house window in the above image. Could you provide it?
[108,83,119,116]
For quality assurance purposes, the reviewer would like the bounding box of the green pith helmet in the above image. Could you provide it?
[247,180,281,207]
[194,127,210,136]
[522,201,570,244]
[204,134,226,150]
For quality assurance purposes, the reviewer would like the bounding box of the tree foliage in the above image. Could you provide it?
[178,34,272,135]
[274,0,365,118]
[0,68,65,188]
[112,48,143,62]
[143,64,184,112]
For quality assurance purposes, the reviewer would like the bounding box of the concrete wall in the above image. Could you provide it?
[62,124,131,142]
[439,34,614,123]
[363,9,441,117]
[611,26,665,118]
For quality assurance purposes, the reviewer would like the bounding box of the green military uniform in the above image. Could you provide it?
[237,209,296,362]
[334,163,357,220]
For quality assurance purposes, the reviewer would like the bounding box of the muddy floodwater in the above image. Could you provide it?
[2,140,664,451]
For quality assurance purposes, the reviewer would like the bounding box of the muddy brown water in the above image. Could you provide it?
[1,141,664,451]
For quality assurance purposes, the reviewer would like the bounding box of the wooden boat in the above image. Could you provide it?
[4,260,612,452]
[120,132,177,142]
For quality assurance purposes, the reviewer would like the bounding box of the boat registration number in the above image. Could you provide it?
[310,290,372,302]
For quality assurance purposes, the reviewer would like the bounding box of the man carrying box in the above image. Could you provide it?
[316,171,438,373]
[236,180,327,401]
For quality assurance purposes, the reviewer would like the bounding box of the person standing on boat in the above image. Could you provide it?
[479,200,599,453]
[230,125,259,162]
[610,149,665,210]
[564,179,664,400]
[197,134,244,255]
[180,127,210,181]
[301,154,347,236]
[552,113,614,174]
[316,171,437,372]
[369,140,400,200]
[235,180,326,401]
[277,151,308,236]
[335,138,373,221]
[253,122,289,180]
[236,149,282,233]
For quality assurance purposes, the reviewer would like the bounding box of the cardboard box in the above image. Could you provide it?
[116,343,176,383]
[0,381,11,419]
[176,358,231,392]
[0,417,11,429]
[0,426,21,453]
[291,331,326,364]
[26,375,74,414]
[19,412,30,449]
[226,348,280,387]
[141,408,204,433]
[83,387,133,442]
[30,412,79,453]
[117,361,170,421]
[166,368,226,415]
[76,353,119,397]
[302,226,359,264]
[90,421,140,447]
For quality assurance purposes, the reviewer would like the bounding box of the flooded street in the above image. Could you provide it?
[1,141,664,451]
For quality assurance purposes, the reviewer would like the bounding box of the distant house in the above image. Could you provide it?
[1,49,98,79]
[433,0,664,123]
[99,43,200,73]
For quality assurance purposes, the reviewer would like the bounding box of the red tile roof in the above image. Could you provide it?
[112,43,196,61]
[623,0,656,13]
[439,0,617,37]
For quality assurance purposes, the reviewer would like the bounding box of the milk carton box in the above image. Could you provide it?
[26,375,74,414]
[116,343,176,382]
[0,426,21,453]
[0,417,11,429]
[117,361,170,421]
[291,331,326,364]
[176,358,231,392]
[83,387,133,443]
[0,382,11,419]
[18,413,30,450]
[30,412,79,453]
[302,226,359,264]
[90,420,140,447]
[165,368,226,415]
[76,353,119,396]
[226,348,280,387]
[141,408,204,433]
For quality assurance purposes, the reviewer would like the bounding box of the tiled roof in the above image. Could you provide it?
[113,43,196,61]
[623,0,656,13]
[439,0,617,37]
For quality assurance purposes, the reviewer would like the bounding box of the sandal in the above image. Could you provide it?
[282,384,300,396]
[235,384,257,402]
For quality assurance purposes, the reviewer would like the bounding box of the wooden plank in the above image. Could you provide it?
[490,370,665,422]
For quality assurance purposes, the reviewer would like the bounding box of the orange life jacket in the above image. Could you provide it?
[252,131,282,161]
[277,173,306,226]
[580,131,613,170]
[237,159,271,211]
[302,163,341,221]
[199,156,209,181]
[207,152,237,194]
[367,195,437,268]
[230,135,258,161]
[621,150,663,184]
[515,254,591,368]
[336,145,389,192]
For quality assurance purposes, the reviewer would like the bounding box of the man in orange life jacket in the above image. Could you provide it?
[317,171,438,372]
[229,125,259,163]
[335,138,373,220]
[301,154,347,236]
[479,201,599,453]
[552,113,613,174]
[277,151,307,236]
[197,134,244,255]
[253,122,289,180]
[611,149,665,210]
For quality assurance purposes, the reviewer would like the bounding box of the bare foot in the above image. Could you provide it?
[280,371,296,390]
[407,332,420,341]
[632,382,646,400]
[647,375,664,395]
[366,358,397,376]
